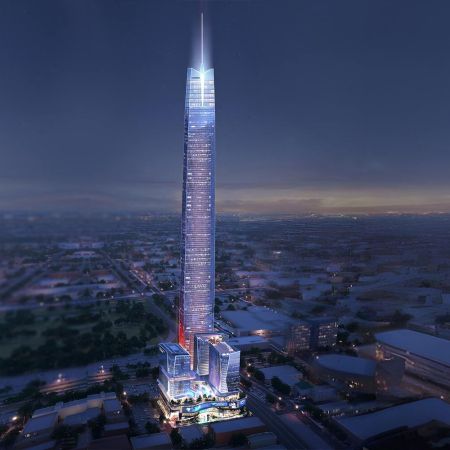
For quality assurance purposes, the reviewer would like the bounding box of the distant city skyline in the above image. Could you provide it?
[1,0,450,214]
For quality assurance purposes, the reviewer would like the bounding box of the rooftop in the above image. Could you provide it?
[88,434,132,450]
[212,341,238,354]
[63,407,101,426]
[23,412,58,434]
[336,398,450,441]
[104,421,129,432]
[315,354,377,377]
[222,306,295,332]
[130,433,171,450]
[228,335,268,346]
[259,365,302,387]
[210,415,265,433]
[179,424,204,443]
[160,342,190,356]
[376,329,450,366]
[103,398,122,413]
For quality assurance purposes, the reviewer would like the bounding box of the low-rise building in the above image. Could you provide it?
[334,398,450,445]
[376,329,450,389]
[209,416,266,446]
[294,385,339,403]
[259,365,303,388]
[247,431,277,448]
[17,392,125,449]
[312,354,404,394]
[17,412,58,449]
[103,421,130,436]
[178,424,204,447]
[227,335,270,351]
[130,433,172,450]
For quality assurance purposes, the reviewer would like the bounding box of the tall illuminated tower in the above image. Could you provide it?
[158,16,245,424]
[179,15,215,358]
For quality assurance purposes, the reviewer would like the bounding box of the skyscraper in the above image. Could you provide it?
[178,24,216,358]
[158,16,245,425]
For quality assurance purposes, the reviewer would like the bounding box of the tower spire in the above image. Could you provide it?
[200,13,204,70]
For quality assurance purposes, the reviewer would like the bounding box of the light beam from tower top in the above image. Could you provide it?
[201,13,204,71]
[200,13,205,106]
[191,12,212,73]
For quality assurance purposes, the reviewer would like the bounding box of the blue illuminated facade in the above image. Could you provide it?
[158,343,195,399]
[209,341,241,396]
[179,67,216,358]
[157,17,245,425]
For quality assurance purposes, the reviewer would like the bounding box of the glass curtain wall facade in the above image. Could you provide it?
[179,67,216,358]
[209,342,241,396]
[158,343,194,399]
[194,333,223,376]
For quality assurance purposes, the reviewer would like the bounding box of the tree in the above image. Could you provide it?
[254,369,265,382]
[145,422,160,434]
[271,376,291,395]
[392,309,412,325]
[170,428,182,446]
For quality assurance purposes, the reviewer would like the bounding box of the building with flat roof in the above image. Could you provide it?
[103,421,130,436]
[247,431,277,448]
[227,335,270,351]
[158,343,195,400]
[130,433,172,450]
[18,412,58,448]
[335,398,450,444]
[259,365,302,387]
[178,424,204,446]
[221,307,296,337]
[209,416,266,446]
[17,392,124,449]
[87,434,132,450]
[312,354,404,394]
[376,329,450,389]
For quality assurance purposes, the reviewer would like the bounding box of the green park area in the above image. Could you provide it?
[0,300,168,375]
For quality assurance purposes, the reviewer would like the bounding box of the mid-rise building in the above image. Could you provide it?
[194,333,223,377]
[209,341,240,396]
[286,322,311,354]
[306,317,338,349]
[158,343,195,400]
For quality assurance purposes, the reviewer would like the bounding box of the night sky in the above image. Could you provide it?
[1,0,450,214]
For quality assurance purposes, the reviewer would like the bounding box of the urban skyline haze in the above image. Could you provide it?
[1,0,450,214]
